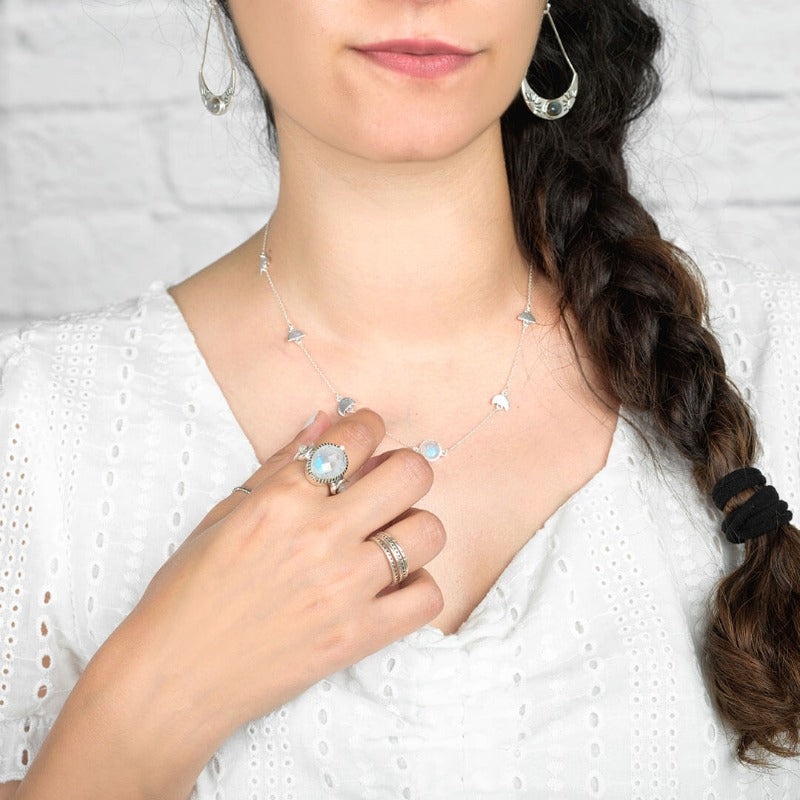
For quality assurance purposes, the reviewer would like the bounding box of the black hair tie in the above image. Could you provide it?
[712,467,793,544]
[712,466,766,510]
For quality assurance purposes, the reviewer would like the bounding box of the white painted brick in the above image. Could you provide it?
[2,209,266,318]
[703,206,800,273]
[635,93,800,208]
[714,95,800,204]
[694,0,800,95]
[4,212,121,318]
[153,210,268,276]
[6,108,166,217]
[2,0,200,110]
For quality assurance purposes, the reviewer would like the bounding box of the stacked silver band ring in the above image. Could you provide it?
[232,486,252,495]
[368,531,409,585]
[294,441,349,495]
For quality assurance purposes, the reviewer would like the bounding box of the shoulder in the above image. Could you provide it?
[683,247,798,352]
[0,280,186,411]
[672,247,799,389]
[683,246,800,499]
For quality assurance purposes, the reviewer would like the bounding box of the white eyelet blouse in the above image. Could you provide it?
[2,251,800,798]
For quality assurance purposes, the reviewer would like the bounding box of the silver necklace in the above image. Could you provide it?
[258,218,537,462]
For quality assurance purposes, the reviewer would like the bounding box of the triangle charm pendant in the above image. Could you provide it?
[517,310,536,325]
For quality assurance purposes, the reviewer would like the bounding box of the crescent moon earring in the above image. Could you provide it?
[198,0,237,116]
[520,3,579,121]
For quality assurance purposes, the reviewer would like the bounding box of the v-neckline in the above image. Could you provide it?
[152,278,631,645]
[410,408,629,644]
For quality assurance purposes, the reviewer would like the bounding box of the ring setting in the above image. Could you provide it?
[295,441,349,494]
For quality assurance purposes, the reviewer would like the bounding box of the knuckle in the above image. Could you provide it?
[352,408,386,439]
[421,581,445,620]
[257,467,294,502]
[397,448,434,486]
[417,510,446,549]
[318,614,362,662]
[298,553,356,623]
[301,571,337,614]
[344,418,374,450]
[248,481,290,526]
[297,513,340,559]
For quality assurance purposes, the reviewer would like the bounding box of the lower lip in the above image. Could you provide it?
[355,49,476,78]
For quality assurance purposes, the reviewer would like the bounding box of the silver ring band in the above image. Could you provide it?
[231,486,252,495]
[330,477,348,495]
[373,532,409,582]
[368,531,408,585]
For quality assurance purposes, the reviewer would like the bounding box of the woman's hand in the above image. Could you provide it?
[17,408,446,800]
[111,407,446,745]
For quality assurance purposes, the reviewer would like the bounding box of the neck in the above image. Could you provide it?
[247,119,539,359]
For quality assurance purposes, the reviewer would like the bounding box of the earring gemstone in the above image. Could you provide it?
[198,71,236,116]
[546,100,563,117]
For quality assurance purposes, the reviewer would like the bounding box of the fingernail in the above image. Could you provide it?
[302,410,320,430]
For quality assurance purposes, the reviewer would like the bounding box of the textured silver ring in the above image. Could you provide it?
[294,441,349,495]
[374,532,409,582]
[368,531,409,585]
[231,486,252,495]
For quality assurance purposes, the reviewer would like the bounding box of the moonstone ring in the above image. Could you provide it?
[294,441,349,495]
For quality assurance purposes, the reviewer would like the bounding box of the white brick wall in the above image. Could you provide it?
[2,0,798,333]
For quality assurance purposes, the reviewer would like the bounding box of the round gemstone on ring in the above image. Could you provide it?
[307,443,348,483]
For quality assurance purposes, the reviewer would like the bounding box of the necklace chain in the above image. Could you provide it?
[257,217,536,462]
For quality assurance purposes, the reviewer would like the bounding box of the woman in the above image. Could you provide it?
[2,0,800,796]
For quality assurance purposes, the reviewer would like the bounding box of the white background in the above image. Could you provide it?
[1,0,799,334]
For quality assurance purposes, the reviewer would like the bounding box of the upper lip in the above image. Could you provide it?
[354,39,477,55]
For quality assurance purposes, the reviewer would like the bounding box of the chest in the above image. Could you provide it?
[405,406,619,636]
[165,278,619,636]
[208,354,620,639]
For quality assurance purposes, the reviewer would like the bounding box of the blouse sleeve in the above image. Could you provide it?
[0,327,83,781]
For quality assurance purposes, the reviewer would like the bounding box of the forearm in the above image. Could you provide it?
[14,617,231,800]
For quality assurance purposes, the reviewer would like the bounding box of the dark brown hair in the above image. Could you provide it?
[217,0,800,768]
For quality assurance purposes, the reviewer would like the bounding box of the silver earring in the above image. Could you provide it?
[520,3,578,120]
[198,0,237,115]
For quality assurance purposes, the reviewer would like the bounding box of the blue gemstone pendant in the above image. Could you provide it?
[419,440,443,462]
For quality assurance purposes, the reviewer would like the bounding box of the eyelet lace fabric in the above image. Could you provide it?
[1,251,800,796]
